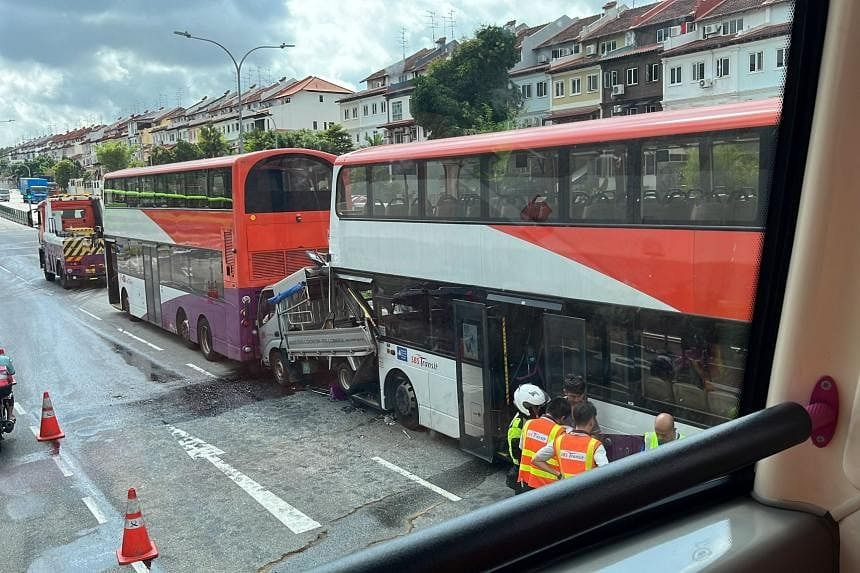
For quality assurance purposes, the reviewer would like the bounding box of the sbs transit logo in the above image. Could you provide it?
[411,354,439,370]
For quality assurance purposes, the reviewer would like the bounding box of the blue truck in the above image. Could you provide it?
[19,178,49,203]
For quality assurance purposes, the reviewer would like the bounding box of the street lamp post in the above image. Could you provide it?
[173,31,293,153]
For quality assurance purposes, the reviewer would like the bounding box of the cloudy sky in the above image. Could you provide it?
[0,0,610,148]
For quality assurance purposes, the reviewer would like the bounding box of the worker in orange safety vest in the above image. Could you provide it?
[533,401,608,480]
[517,397,571,492]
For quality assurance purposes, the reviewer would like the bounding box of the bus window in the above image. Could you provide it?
[370,162,417,218]
[337,166,368,217]
[245,155,332,213]
[426,158,483,219]
[489,150,559,222]
[209,168,233,209]
[569,145,627,222]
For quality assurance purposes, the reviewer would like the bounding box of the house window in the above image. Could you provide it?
[319,95,324,103]
[356,134,360,142]
[537,81,548,97]
[352,107,358,118]
[363,105,369,116]
[392,101,403,121]
[646,104,660,113]
[611,70,618,86]
[554,80,565,97]
[573,43,581,54]
[776,47,786,68]
[521,83,533,98]
[381,101,386,112]
[657,28,669,42]
[571,78,581,95]
[372,103,378,114]
[313,121,318,130]
[716,57,730,77]
[344,109,349,120]
[626,67,639,85]
[626,107,638,115]
[648,63,660,82]
[691,61,705,81]
[587,74,598,92]
[604,72,612,88]
[721,18,743,35]
[600,40,617,54]
[670,66,682,85]
[749,51,764,73]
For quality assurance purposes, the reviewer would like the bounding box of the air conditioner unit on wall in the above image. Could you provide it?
[699,78,714,88]
[669,25,682,37]
[586,44,596,55]
[613,105,623,113]
[703,24,721,37]
[612,84,625,96]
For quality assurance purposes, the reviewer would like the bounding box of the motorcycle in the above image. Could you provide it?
[0,365,15,448]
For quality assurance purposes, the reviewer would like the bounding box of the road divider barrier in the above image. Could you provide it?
[117,487,159,566]
[0,204,35,227]
[36,391,65,443]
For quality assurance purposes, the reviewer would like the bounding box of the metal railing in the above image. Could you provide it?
[0,204,34,227]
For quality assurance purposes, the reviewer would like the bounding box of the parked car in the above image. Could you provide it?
[0,189,10,202]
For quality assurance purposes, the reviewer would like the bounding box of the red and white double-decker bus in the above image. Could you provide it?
[331,99,778,460]
[103,149,335,362]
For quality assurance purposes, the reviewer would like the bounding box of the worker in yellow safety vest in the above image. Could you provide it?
[644,412,684,449]
[517,397,571,492]
[506,384,550,494]
[534,401,608,480]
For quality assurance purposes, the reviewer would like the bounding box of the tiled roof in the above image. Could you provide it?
[546,105,601,120]
[515,22,548,48]
[536,15,601,48]
[662,21,790,57]
[637,0,697,26]
[581,4,656,40]
[699,0,770,20]
[600,42,663,62]
[362,48,433,83]
[265,76,352,101]
[509,62,550,77]
[549,54,601,74]
[336,86,387,104]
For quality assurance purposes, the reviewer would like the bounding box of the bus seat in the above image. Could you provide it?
[708,390,740,419]
[435,194,460,218]
[460,194,482,218]
[583,198,616,220]
[673,383,708,411]
[499,199,521,221]
[644,376,674,403]
[387,201,408,217]
[662,191,693,221]
[570,192,589,220]
[731,196,759,223]
[371,201,386,216]
[692,199,729,223]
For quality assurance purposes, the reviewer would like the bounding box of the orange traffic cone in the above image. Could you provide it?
[36,391,65,442]
[117,488,159,565]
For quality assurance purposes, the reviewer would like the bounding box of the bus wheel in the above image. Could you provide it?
[176,309,195,348]
[197,316,217,362]
[334,360,356,394]
[270,350,289,386]
[394,376,420,430]
[44,266,55,282]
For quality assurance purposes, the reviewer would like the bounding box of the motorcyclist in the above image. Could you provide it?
[0,348,16,432]
[506,383,549,494]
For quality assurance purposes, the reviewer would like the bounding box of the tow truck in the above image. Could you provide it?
[37,194,106,288]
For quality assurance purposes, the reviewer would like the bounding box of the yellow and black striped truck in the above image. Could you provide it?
[37,195,105,288]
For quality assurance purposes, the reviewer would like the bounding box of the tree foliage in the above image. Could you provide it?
[411,26,522,139]
[173,140,203,162]
[242,128,279,152]
[96,142,136,174]
[149,145,175,166]
[53,159,84,190]
[198,123,231,158]
[276,124,354,155]
[363,132,385,147]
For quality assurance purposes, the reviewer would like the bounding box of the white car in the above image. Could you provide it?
[0,189,10,202]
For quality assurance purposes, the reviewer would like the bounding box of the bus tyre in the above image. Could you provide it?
[57,262,71,290]
[334,360,356,394]
[394,378,420,430]
[177,309,195,348]
[44,267,55,282]
[197,316,217,362]
[270,350,289,387]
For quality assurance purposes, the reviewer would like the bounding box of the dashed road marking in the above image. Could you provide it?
[54,455,74,477]
[0,265,11,273]
[132,561,149,573]
[117,328,163,351]
[13,402,25,415]
[29,425,38,437]
[168,425,321,534]
[186,363,216,378]
[372,456,462,502]
[78,307,103,321]
[82,496,108,524]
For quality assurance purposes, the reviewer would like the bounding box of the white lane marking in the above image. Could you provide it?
[78,307,103,321]
[29,425,38,437]
[14,274,29,282]
[13,402,26,415]
[168,426,320,534]
[0,265,11,273]
[186,363,216,378]
[132,561,149,573]
[372,456,462,502]
[117,328,163,351]
[82,496,108,524]
[54,455,74,477]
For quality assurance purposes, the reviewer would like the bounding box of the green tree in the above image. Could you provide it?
[53,159,84,190]
[96,142,136,174]
[320,123,354,155]
[173,140,203,162]
[411,26,522,139]
[149,146,175,165]
[198,123,231,158]
[242,128,278,152]
[363,132,385,147]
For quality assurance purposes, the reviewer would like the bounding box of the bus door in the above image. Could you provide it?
[104,238,120,305]
[142,245,162,326]
[453,300,495,461]
[543,313,588,398]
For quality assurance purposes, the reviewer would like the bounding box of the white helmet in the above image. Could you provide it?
[513,384,549,416]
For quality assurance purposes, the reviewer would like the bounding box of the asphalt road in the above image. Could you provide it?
[0,211,510,572]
